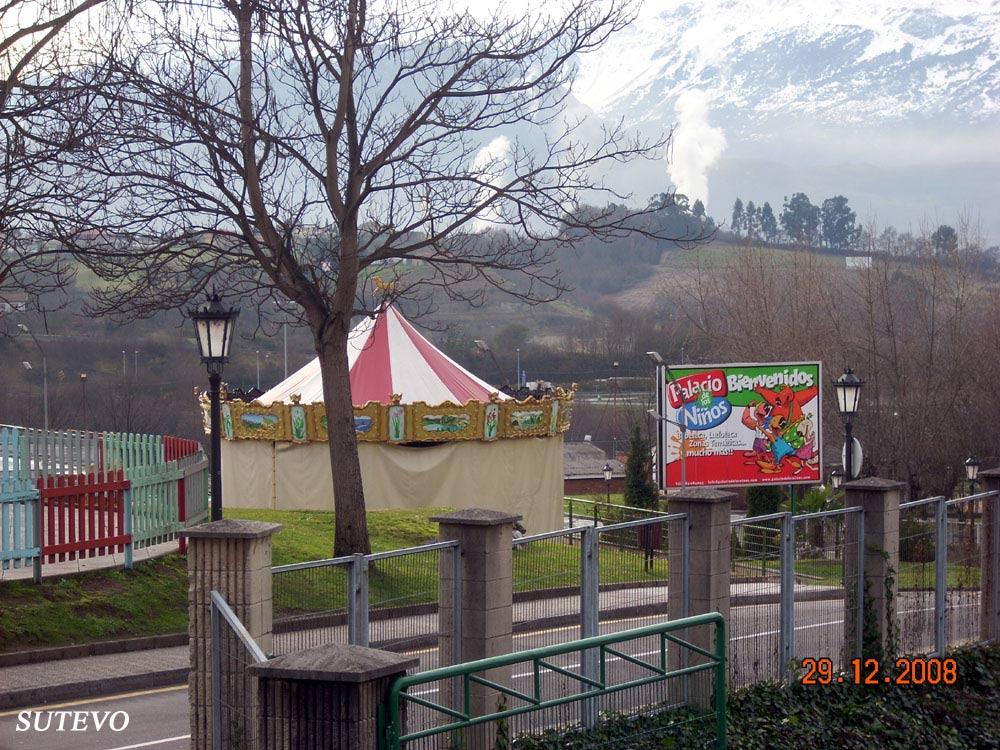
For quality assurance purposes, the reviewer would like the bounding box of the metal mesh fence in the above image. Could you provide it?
[512,527,584,652]
[369,543,458,671]
[945,495,984,649]
[595,517,678,636]
[729,513,782,688]
[898,498,939,655]
[791,509,861,672]
[271,557,351,656]
[211,591,266,750]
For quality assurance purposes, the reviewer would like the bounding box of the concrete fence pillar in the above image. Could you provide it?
[183,519,281,750]
[980,469,1000,641]
[433,508,518,748]
[666,487,733,708]
[250,644,417,749]
[843,478,903,659]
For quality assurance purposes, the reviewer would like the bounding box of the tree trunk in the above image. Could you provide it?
[316,325,372,555]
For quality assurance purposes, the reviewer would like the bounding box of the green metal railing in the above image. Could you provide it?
[380,612,727,749]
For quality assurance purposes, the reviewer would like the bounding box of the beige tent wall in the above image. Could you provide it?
[222,435,564,534]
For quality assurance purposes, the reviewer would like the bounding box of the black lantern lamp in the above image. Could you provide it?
[966,455,981,487]
[834,367,864,480]
[830,467,844,491]
[189,290,239,521]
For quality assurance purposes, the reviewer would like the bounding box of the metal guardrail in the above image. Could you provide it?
[210,590,267,750]
[379,612,727,750]
[564,496,672,529]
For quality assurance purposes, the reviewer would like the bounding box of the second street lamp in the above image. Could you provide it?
[830,467,844,490]
[966,455,981,490]
[834,367,864,481]
[189,291,240,522]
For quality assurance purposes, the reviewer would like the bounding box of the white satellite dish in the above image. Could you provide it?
[841,437,863,479]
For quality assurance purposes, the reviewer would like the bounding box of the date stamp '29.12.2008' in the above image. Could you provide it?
[799,657,957,686]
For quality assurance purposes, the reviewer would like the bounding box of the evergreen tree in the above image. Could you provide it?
[624,423,658,510]
[692,199,705,218]
[820,195,858,250]
[745,200,758,239]
[760,202,778,243]
[931,224,958,254]
[731,198,745,236]
[780,192,820,245]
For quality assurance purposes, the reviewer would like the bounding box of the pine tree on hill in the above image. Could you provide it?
[731,198,745,236]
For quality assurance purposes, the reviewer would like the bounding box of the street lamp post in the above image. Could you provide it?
[603,462,613,504]
[80,373,88,428]
[647,408,688,488]
[18,324,48,430]
[516,348,521,389]
[188,291,240,521]
[833,367,864,481]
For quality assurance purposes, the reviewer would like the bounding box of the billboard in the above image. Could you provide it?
[660,362,822,487]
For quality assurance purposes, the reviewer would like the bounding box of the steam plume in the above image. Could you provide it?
[666,90,726,206]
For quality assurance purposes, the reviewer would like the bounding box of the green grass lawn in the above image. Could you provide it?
[0,555,189,652]
[0,507,667,650]
[259,507,668,617]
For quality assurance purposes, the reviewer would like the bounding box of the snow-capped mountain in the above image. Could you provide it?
[574,0,1000,132]
[557,1,1000,239]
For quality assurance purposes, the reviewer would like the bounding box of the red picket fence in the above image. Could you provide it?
[38,470,131,563]
[164,436,201,461]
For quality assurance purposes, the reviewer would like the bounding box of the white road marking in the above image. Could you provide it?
[0,686,186,717]
[103,736,190,750]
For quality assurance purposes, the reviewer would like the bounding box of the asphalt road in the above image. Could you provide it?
[0,596,982,750]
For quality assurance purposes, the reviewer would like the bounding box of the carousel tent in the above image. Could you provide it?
[257,305,508,407]
[219,306,572,533]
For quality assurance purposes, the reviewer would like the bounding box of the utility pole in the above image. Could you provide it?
[18,324,48,430]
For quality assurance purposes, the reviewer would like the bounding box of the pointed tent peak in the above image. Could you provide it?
[257,306,508,407]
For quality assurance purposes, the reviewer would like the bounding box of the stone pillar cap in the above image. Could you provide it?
[843,477,906,492]
[249,644,418,683]
[181,519,283,539]
[430,508,522,526]
[667,487,735,504]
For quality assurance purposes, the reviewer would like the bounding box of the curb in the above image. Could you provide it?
[0,668,189,711]
[0,633,188,668]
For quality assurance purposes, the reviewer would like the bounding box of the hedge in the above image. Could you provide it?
[514,643,1000,749]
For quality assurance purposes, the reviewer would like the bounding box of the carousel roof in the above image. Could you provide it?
[258,306,508,406]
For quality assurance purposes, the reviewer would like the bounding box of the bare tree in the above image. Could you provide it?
[63,0,696,553]
[0,0,112,308]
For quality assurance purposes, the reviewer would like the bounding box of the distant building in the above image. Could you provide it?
[563,441,625,495]
[0,291,29,313]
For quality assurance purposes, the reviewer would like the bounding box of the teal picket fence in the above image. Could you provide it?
[0,427,41,578]
[2,424,209,577]
[0,425,104,479]
[103,432,164,473]
[129,461,184,549]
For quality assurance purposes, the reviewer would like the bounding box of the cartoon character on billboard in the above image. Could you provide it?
[742,384,819,475]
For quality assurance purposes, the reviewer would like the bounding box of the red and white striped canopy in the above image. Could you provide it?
[258,306,507,406]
